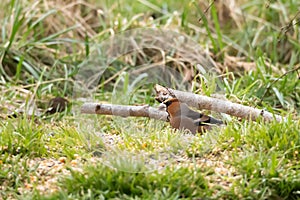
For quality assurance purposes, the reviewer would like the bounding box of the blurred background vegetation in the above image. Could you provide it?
[0,0,299,111]
[0,0,300,199]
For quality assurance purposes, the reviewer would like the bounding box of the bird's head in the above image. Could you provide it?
[163,98,179,107]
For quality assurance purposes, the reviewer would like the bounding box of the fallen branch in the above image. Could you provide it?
[154,84,284,122]
[81,103,168,121]
[81,85,285,123]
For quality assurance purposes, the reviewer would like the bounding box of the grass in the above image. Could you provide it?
[0,0,300,199]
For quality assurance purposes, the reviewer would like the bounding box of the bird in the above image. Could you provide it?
[45,97,69,114]
[163,98,223,134]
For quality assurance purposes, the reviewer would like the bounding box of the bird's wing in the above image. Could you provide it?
[208,116,223,125]
[179,103,223,125]
[194,115,223,126]
[180,103,203,119]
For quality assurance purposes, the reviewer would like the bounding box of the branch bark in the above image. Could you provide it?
[154,84,284,122]
[81,103,168,121]
[80,85,285,123]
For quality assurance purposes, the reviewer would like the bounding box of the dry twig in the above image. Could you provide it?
[80,84,285,123]
[154,84,284,122]
[81,103,168,121]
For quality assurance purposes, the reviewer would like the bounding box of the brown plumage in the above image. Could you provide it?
[45,97,68,114]
[163,98,223,134]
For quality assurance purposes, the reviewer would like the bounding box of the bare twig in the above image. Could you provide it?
[154,84,285,122]
[81,84,285,123]
[81,103,168,121]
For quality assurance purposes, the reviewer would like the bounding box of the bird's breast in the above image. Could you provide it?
[170,116,198,134]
